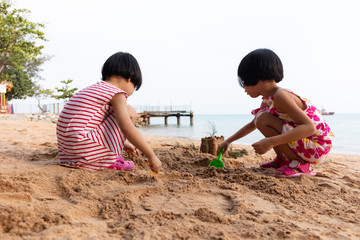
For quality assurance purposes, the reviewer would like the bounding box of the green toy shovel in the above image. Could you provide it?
[209,148,224,168]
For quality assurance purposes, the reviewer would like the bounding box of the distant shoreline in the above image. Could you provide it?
[1,115,358,157]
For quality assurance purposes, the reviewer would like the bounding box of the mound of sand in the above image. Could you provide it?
[0,120,359,239]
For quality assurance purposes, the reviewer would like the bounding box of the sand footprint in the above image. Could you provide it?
[136,184,238,218]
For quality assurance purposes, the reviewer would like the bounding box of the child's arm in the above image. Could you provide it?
[218,119,256,154]
[218,100,267,154]
[110,93,162,172]
[252,90,316,154]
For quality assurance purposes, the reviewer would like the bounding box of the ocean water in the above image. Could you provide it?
[138,114,360,156]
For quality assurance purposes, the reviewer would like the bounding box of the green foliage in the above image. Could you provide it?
[52,79,78,100]
[0,1,48,100]
[4,66,34,100]
[228,145,248,158]
[33,84,53,99]
[4,56,49,100]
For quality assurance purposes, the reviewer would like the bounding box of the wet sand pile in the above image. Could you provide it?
[0,120,359,239]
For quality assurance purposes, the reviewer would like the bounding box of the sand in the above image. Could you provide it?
[0,119,359,240]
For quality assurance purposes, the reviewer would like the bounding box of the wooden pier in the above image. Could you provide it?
[141,110,194,126]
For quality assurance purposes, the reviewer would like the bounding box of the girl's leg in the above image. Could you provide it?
[254,112,304,163]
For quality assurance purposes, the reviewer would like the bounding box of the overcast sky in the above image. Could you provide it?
[13,0,360,114]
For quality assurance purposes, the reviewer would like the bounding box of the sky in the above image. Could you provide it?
[11,0,360,114]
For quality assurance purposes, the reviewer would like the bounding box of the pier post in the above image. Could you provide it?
[176,113,180,125]
[139,109,194,126]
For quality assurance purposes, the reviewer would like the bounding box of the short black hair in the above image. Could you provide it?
[101,52,142,91]
[237,48,283,87]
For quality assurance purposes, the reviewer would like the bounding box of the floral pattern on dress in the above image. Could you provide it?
[252,89,334,164]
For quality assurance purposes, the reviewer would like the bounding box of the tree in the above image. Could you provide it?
[53,79,78,101]
[33,84,53,113]
[4,55,50,100]
[0,1,48,100]
[32,78,77,113]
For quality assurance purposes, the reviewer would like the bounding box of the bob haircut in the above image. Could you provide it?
[237,48,283,87]
[101,52,142,91]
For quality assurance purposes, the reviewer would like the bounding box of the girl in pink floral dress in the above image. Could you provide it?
[218,49,334,177]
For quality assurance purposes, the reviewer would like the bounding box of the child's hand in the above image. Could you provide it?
[252,138,273,154]
[148,155,162,173]
[123,142,139,159]
[217,141,230,154]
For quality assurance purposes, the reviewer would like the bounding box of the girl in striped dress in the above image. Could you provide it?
[56,52,162,172]
[218,49,334,177]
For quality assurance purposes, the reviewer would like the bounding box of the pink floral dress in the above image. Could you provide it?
[252,89,334,164]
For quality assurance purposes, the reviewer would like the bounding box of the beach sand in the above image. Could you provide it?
[0,119,359,240]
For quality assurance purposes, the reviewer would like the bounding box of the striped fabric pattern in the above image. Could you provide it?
[56,81,127,171]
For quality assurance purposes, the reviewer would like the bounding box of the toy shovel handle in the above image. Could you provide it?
[218,148,224,160]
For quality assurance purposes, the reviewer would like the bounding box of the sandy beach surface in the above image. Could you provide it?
[0,119,359,240]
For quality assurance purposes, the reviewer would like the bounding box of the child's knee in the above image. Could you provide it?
[254,112,270,129]
[127,105,137,124]
[254,112,283,131]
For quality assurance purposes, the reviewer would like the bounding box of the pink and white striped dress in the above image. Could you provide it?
[56,81,127,170]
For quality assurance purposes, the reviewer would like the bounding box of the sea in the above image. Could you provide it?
[138,114,360,156]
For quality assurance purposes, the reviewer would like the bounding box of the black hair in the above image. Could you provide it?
[101,52,142,91]
[237,48,283,87]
